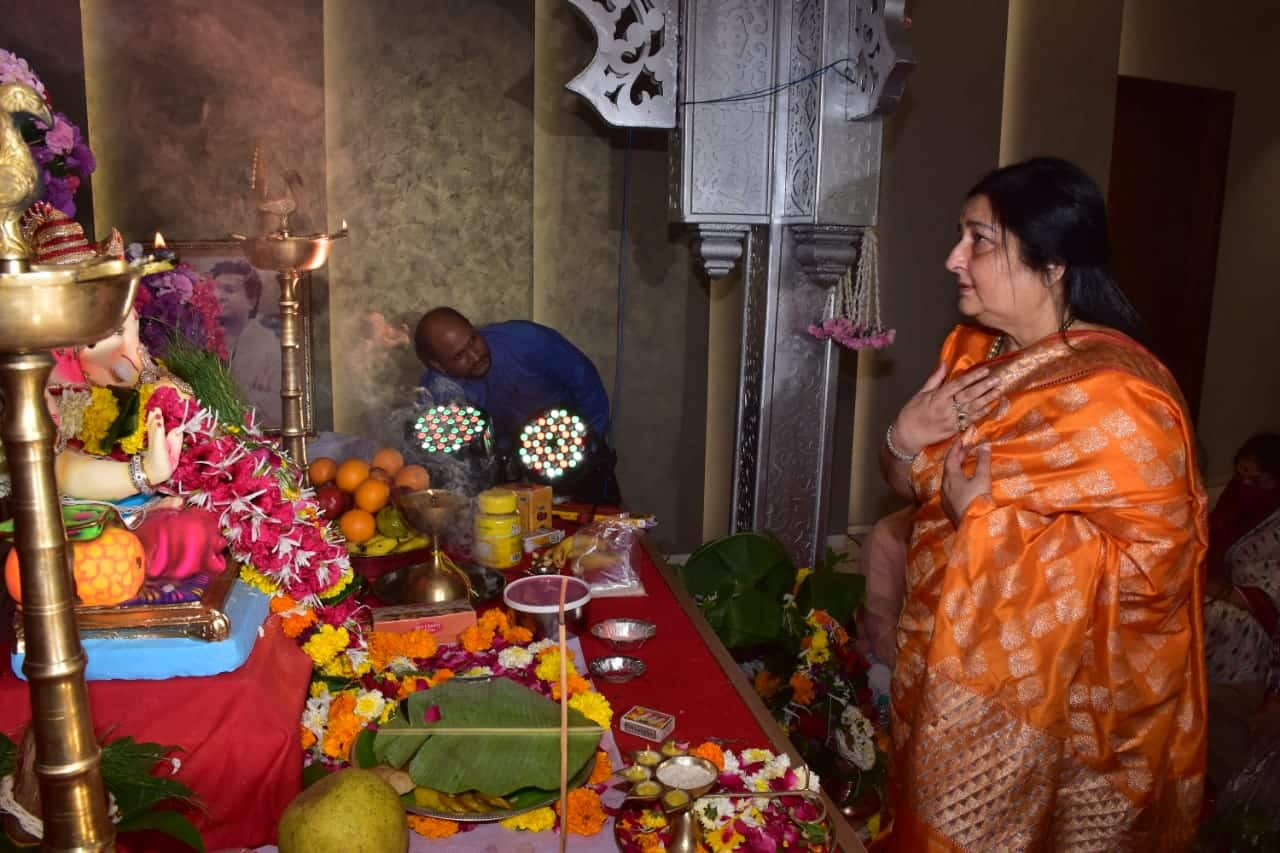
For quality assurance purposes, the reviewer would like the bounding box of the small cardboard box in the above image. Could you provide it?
[500,483,553,532]
[620,705,676,742]
[371,600,476,643]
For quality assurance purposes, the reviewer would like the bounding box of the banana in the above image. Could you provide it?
[358,534,398,557]
[458,792,492,813]
[413,787,449,811]
[393,534,431,553]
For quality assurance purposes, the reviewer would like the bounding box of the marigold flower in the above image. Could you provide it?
[427,668,455,688]
[691,741,726,771]
[321,692,362,760]
[568,691,613,730]
[789,672,815,705]
[459,623,496,653]
[280,610,317,638]
[502,624,534,645]
[555,787,607,836]
[499,806,556,832]
[407,815,459,838]
[588,749,613,785]
[269,594,298,614]
[299,727,316,751]
[551,673,592,701]
[754,670,782,700]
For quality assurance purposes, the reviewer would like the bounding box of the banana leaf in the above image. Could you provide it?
[372,679,602,796]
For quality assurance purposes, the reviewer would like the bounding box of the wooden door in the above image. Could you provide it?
[1108,75,1234,421]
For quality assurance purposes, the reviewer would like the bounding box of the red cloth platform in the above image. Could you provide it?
[0,615,312,851]
[0,538,772,850]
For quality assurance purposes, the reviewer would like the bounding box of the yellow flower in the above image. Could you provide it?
[639,811,668,830]
[810,630,828,650]
[791,566,813,596]
[239,565,280,596]
[77,387,119,453]
[499,806,556,832]
[353,690,387,721]
[303,625,350,668]
[535,647,578,683]
[706,826,746,851]
[319,564,354,599]
[808,646,831,664]
[568,691,613,730]
[309,681,329,698]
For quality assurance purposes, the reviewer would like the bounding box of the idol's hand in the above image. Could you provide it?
[141,410,182,486]
[892,362,1001,456]
[942,436,991,527]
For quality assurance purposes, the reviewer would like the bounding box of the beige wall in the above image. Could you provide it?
[848,0,1011,527]
[1119,0,1280,487]
[1000,0,1124,183]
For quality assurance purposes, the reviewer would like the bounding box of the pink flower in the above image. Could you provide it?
[423,705,442,724]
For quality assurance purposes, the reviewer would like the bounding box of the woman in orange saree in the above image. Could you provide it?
[880,158,1207,850]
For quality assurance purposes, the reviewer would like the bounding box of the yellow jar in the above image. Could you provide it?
[474,489,522,569]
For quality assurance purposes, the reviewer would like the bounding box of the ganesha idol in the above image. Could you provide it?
[21,204,227,606]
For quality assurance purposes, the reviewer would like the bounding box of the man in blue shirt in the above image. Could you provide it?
[413,308,619,502]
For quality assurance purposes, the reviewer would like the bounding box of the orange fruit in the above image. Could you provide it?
[394,464,430,492]
[367,467,394,486]
[308,457,338,488]
[370,447,405,476]
[335,458,371,494]
[353,478,391,513]
[339,508,376,543]
[6,528,146,607]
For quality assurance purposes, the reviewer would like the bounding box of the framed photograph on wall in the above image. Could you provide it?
[166,241,316,434]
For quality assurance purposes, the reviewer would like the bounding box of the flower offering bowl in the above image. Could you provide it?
[588,654,646,683]
[590,617,655,651]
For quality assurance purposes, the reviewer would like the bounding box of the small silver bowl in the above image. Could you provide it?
[589,655,647,683]
[590,618,656,651]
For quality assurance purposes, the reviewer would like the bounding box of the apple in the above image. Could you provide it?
[315,483,351,521]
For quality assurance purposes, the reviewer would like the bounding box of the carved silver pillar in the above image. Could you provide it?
[673,0,912,564]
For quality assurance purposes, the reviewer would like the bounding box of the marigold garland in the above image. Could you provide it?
[407,815,460,839]
[753,670,782,701]
[551,673,593,701]
[556,787,608,836]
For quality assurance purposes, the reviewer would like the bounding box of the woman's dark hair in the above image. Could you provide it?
[209,260,263,314]
[1234,432,1280,477]
[968,157,1148,346]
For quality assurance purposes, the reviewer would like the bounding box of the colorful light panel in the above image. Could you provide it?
[413,404,488,454]
[517,408,589,481]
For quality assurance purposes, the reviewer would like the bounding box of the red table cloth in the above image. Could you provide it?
[0,614,312,851]
[0,540,777,850]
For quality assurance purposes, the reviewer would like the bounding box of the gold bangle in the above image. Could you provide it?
[885,423,917,463]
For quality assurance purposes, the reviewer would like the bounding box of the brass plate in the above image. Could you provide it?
[14,562,239,650]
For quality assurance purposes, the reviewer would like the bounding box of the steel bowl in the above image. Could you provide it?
[590,618,656,651]
[589,654,647,683]
[504,575,591,639]
[654,755,720,797]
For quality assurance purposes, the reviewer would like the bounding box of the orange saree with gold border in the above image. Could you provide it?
[890,325,1207,851]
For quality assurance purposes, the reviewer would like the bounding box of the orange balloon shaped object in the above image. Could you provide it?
[5,527,147,607]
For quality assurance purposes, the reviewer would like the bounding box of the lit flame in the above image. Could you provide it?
[154,232,167,249]
[340,219,348,232]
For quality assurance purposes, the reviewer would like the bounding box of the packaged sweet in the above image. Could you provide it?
[546,519,645,597]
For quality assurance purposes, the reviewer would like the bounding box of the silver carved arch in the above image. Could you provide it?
[562,0,914,565]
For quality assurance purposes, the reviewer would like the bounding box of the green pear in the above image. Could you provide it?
[278,768,408,853]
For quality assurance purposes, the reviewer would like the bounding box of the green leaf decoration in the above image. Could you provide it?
[100,387,141,452]
[116,810,205,852]
[678,531,793,598]
[718,586,784,648]
[99,738,199,823]
[796,571,865,628]
[353,729,378,769]
[161,332,248,427]
[372,679,602,796]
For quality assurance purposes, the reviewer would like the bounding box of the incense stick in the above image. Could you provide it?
[558,575,569,853]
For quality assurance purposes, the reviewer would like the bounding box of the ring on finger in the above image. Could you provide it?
[956,409,969,431]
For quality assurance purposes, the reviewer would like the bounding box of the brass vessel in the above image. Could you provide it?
[233,228,345,468]
[373,489,473,604]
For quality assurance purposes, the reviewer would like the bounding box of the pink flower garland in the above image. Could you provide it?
[146,386,350,604]
[808,318,896,350]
